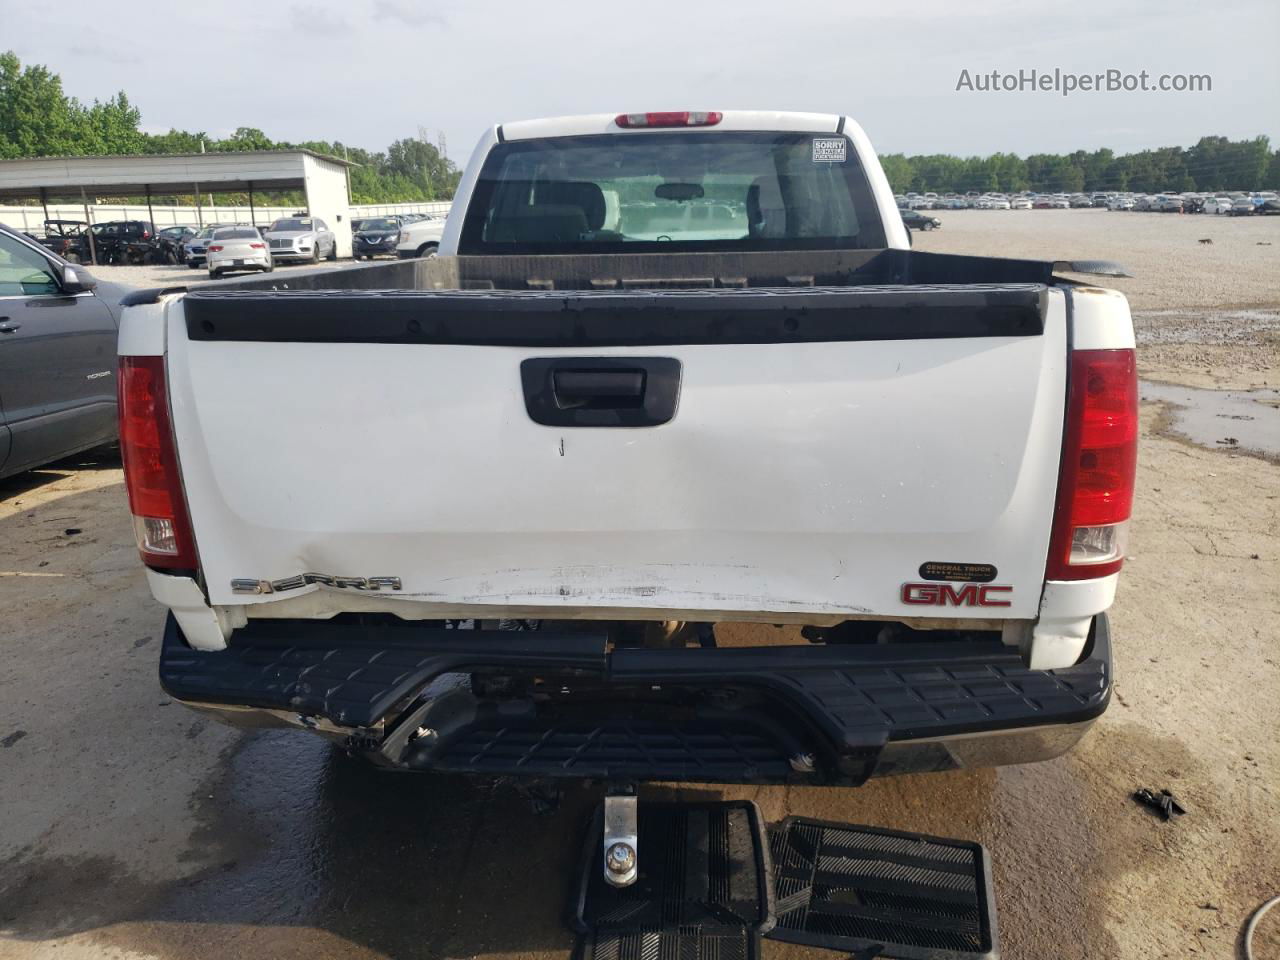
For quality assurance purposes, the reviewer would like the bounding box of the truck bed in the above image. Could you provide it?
[131,246,1076,298]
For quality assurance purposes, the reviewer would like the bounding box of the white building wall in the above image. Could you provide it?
[302,154,354,257]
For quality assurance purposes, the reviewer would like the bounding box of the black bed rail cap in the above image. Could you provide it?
[120,285,190,307]
[181,282,1049,347]
[1052,259,1132,278]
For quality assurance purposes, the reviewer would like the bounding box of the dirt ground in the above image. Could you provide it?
[92,256,353,290]
[1,211,1278,960]
[914,209,1280,390]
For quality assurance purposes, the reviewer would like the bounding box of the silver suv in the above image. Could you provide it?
[263,216,337,263]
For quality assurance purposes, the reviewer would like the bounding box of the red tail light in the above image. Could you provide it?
[616,111,722,128]
[208,244,223,252]
[142,229,151,239]
[118,357,196,569]
[249,242,265,249]
[1046,348,1138,580]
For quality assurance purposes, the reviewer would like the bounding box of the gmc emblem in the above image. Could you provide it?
[901,582,1012,607]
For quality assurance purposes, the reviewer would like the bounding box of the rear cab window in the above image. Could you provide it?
[459,131,887,254]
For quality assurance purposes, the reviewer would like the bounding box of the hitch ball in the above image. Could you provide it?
[606,842,636,877]
[602,793,639,887]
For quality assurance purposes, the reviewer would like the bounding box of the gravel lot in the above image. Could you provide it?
[914,207,1280,312]
[915,209,1280,389]
[1,212,1277,960]
[93,257,356,289]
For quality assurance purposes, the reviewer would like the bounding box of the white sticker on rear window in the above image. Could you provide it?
[812,138,847,163]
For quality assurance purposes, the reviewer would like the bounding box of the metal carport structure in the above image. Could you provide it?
[0,150,357,261]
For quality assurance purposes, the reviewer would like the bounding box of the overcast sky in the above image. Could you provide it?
[6,0,1278,162]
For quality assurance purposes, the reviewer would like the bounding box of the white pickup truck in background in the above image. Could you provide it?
[395,214,445,259]
[117,110,1135,787]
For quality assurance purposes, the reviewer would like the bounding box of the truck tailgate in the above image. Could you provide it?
[167,285,1067,619]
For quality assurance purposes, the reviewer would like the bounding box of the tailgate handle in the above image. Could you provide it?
[521,357,681,428]
[553,369,645,408]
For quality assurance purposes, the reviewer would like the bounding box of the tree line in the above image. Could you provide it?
[879,138,1279,196]
[0,52,461,205]
[3,51,1277,203]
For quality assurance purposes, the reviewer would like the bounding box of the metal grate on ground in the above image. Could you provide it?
[766,817,998,959]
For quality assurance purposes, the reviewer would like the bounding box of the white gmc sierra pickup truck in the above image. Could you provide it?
[117,110,1134,787]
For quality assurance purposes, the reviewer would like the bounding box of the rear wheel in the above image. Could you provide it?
[416,242,438,258]
[310,245,321,264]
[263,258,274,273]
[326,238,337,261]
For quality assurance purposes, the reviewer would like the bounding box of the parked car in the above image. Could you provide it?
[206,226,272,278]
[264,216,338,263]
[1230,197,1256,216]
[0,222,121,480]
[87,220,156,264]
[986,197,1011,210]
[1011,197,1032,209]
[185,224,226,268]
[154,226,197,264]
[37,220,90,262]
[121,110,1131,808]
[1258,198,1280,215]
[1069,195,1092,208]
[394,214,447,259]
[352,216,404,260]
[900,209,941,231]
[87,222,124,263]
[1107,197,1135,211]
[1153,196,1184,213]
[1201,197,1234,215]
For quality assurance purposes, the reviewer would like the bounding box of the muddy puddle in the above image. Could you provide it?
[1132,308,1280,346]
[1141,380,1280,459]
